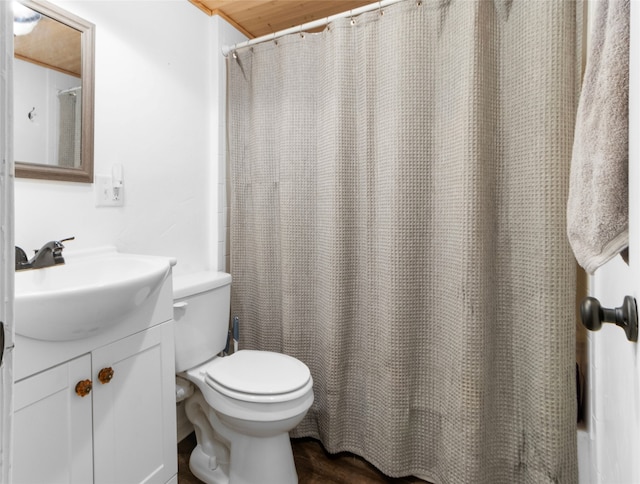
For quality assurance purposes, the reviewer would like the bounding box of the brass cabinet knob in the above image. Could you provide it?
[98,367,114,384]
[75,379,92,397]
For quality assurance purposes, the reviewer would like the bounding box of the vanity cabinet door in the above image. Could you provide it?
[92,321,177,484]
[13,354,93,484]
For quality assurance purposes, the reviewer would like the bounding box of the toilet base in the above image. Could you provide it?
[185,390,302,484]
[190,431,298,484]
[190,444,230,484]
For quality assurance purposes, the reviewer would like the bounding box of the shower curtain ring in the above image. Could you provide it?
[350,10,356,25]
[379,1,384,15]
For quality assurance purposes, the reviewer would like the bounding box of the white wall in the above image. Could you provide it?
[13,0,237,277]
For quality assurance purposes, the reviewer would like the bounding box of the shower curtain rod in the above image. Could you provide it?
[221,0,405,57]
[58,86,81,95]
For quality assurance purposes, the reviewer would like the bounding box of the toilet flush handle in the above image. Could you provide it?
[173,302,188,309]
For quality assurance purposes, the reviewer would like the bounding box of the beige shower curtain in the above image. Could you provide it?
[57,89,81,168]
[228,1,581,482]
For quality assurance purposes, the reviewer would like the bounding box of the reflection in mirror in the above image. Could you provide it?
[13,0,94,183]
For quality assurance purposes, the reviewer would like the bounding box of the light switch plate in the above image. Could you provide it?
[95,174,124,207]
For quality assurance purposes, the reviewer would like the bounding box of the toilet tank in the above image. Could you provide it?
[173,271,232,372]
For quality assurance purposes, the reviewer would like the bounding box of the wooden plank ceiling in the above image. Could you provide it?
[14,15,81,77]
[16,1,375,74]
[189,0,375,38]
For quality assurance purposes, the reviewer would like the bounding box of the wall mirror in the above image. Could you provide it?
[13,0,94,183]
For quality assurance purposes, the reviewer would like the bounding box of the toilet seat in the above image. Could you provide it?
[205,350,312,403]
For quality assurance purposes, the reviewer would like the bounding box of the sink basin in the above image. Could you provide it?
[15,248,174,341]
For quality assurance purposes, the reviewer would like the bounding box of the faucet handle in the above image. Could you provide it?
[51,237,75,252]
[51,237,74,262]
[33,237,74,254]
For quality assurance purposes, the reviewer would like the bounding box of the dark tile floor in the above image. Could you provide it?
[178,433,428,483]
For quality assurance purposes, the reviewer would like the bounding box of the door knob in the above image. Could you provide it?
[580,296,638,342]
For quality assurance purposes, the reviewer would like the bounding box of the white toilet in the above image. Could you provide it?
[173,272,314,484]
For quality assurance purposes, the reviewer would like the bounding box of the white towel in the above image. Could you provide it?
[567,0,629,274]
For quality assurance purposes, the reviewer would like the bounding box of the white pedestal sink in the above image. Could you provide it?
[15,246,175,341]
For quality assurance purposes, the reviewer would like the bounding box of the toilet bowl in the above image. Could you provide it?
[173,272,314,484]
[184,351,314,484]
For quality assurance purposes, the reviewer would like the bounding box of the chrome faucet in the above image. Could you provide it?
[15,237,75,271]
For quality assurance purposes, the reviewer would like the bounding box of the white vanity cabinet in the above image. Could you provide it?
[13,320,177,484]
[13,249,177,484]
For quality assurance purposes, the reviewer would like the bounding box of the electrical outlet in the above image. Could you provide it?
[95,174,124,207]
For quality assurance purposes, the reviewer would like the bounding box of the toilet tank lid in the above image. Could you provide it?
[173,271,232,299]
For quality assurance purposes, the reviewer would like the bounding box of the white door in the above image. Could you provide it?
[0,1,15,482]
[582,2,640,483]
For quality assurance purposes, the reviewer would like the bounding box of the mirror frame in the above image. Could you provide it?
[14,0,94,183]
